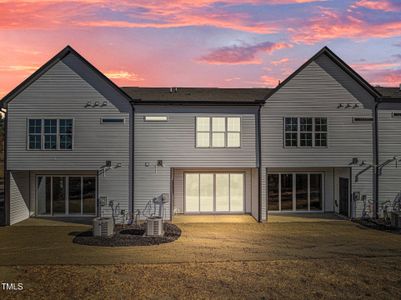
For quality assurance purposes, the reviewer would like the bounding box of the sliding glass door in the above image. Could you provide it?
[37,175,96,216]
[267,172,323,212]
[69,177,82,214]
[185,172,244,213]
[52,177,66,214]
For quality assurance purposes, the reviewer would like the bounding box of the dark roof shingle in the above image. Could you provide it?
[375,87,401,99]
[121,87,272,104]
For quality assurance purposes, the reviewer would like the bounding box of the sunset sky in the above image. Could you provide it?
[0,0,401,98]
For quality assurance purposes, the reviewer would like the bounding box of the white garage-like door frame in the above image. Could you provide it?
[184,172,245,214]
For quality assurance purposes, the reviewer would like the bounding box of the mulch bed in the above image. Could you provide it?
[352,218,401,234]
[72,223,181,247]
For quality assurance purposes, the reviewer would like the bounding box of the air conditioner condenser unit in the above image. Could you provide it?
[93,217,114,237]
[146,216,164,236]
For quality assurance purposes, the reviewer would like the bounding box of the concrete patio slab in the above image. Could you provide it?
[173,214,257,224]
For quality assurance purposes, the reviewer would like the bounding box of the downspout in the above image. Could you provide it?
[257,105,262,222]
[96,170,100,218]
[1,106,8,226]
[130,102,135,222]
[372,101,380,219]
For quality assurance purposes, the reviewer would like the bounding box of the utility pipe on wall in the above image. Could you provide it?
[372,101,379,219]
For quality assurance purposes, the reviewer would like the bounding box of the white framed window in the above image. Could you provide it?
[196,117,211,147]
[300,117,312,147]
[212,117,226,147]
[28,119,42,150]
[196,117,241,148]
[59,119,73,150]
[44,119,57,150]
[314,118,328,147]
[227,117,241,147]
[284,117,327,148]
[28,118,73,150]
[267,172,323,212]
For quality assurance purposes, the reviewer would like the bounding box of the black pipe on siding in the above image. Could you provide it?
[372,101,380,219]
[96,170,100,218]
[256,105,263,222]
[1,107,8,226]
[130,102,135,222]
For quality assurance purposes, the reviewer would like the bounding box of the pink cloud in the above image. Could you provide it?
[260,75,280,87]
[271,58,290,65]
[224,77,241,82]
[199,41,292,65]
[350,56,401,86]
[353,0,401,12]
[351,61,400,72]
[77,18,274,35]
[367,69,401,86]
[0,0,316,33]
[0,0,330,34]
[289,7,401,43]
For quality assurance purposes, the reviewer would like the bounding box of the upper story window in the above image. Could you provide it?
[28,119,73,150]
[28,119,42,150]
[59,119,73,150]
[196,117,241,148]
[284,117,327,148]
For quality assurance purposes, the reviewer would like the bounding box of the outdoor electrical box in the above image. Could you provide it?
[99,196,107,206]
[352,192,360,202]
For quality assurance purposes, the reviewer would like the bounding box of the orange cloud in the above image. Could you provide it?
[199,41,292,65]
[104,70,144,82]
[0,65,39,72]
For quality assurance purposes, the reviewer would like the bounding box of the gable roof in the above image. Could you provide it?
[0,45,132,106]
[122,87,271,105]
[266,46,382,100]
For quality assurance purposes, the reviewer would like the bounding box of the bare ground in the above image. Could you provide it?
[0,216,401,299]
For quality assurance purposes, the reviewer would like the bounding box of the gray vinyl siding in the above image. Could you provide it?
[314,55,375,109]
[261,55,375,220]
[9,171,30,225]
[134,106,258,219]
[376,110,401,213]
[6,57,132,220]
